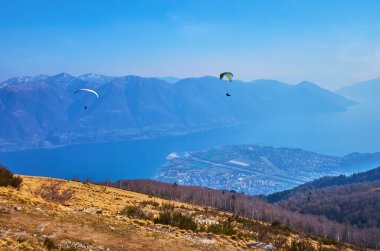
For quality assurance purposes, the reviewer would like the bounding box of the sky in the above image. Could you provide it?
[1,0,380,89]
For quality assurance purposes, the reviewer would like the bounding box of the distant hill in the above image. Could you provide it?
[338,78,380,98]
[155,145,380,195]
[0,73,355,151]
[266,166,380,202]
[265,167,380,229]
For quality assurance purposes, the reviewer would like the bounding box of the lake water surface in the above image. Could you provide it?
[1,97,380,181]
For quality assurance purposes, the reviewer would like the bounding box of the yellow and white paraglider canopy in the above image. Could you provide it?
[219,72,234,96]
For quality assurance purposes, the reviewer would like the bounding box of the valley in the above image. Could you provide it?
[155,145,380,195]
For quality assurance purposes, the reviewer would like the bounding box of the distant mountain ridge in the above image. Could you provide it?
[266,166,380,202]
[338,77,380,98]
[0,73,355,151]
[158,76,182,84]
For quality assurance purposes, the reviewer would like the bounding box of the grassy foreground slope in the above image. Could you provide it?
[0,176,359,250]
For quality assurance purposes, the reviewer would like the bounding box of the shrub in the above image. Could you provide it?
[155,211,172,225]
[121,205,154,220]
[43,237,56,250]
[0,165,22,188]
[36,181,75,203]
[60,247,77,251]
[154,211,197,231]
[153,203,197,231]
[207,221,236,236]
[139,200,159,207]
[287,239,315,251]
[160,202,175,212]
[271,220,281,227]
[320,237,338,245]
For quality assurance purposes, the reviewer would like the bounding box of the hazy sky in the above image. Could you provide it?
[1,0,380,89]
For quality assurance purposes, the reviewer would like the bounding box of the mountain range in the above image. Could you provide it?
[0,73,355,152]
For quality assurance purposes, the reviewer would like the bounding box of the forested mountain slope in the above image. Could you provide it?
[266,166,380,202]
[265,167,380,230]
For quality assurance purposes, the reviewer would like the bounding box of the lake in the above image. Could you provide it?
[1,97,380,181]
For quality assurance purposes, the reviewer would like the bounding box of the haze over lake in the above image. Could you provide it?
[2,96,379,181]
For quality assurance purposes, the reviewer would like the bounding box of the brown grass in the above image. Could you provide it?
[0,176,365,251]
[0,176,240,251]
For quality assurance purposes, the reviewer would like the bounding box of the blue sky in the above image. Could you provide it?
[1,0,380,89]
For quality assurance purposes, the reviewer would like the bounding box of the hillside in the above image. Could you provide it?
[0,176,360,251]
[0,73,355,152]
[105,179,380,249]
[266,166,380,202]
[265,167,380,229]
[338,78,380,99]
[155,145,380,195]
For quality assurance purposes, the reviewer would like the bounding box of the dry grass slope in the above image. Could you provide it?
[0,176,363,251]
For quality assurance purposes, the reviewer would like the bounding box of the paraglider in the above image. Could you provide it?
[219,72,234,96]
[219,72,233,82]
[75,88,99,98]
[74,88,99,110]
